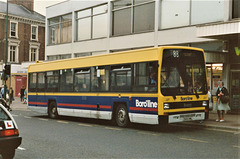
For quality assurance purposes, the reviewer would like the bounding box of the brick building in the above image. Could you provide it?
[0,0,45,97]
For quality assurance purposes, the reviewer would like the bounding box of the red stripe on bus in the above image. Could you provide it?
[28,102,47,105]
[129,107,158,112]
[100,105,111,109]
[58,103,111,109]
[58,103,97,108]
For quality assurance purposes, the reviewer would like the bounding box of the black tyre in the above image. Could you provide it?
[115,104,129,127]
[48,101,58,119]
[1,149,15,159]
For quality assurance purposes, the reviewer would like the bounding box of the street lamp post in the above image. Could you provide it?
[3,0,9,100]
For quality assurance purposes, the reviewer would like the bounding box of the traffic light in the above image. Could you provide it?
[1,73,8,80]
[4,64,11,75]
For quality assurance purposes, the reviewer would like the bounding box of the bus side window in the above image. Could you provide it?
[111,65,132,92]
[37,72,45,92]
[29,73,37,92]
[74,68,90,92]
[91,66,109,92]
[46,71,59,92]
[60,69,73,92]
[133,61,158,92]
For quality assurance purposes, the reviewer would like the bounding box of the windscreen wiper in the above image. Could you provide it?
[193,88,199,99]
[172,95,176,100]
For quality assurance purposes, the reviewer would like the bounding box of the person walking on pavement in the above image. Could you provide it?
[214,81,230,122]
[9,87,14,104]
[20,86,25,102]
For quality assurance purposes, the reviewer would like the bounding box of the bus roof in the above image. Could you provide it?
[28,46,203,73]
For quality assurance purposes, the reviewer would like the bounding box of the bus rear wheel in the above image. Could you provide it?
[115,104,129,127]
[48,101,58,119]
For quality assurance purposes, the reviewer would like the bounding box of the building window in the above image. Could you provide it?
[59,54,71,59]
[190,0,224,25]
[48,13,72,45]
[47,54,71,61]
[30,48,37,61]
[75,53,92,57]
[10,22,17,38]
[74,51,106,58]
[76,4,108,41]
[31,26,38,41]
[160,0,190,29]
[50,27,55,44]
[47,55,58,61]
[9,46,16,62]
[160,0,224,29]
[112,0,155,36]
[233,0,240,18]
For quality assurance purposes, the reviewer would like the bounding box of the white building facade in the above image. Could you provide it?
[46,0,240,112]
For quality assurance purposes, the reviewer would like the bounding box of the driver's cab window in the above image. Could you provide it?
[161,67,183,88]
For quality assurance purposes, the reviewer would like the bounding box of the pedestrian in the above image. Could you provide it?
[214,81,230,122]
[20,86,25,102]
[23,88,27,104]
[208,86,213,110]
[0,85,2,98]
[1,86,8,99]
[9,87,14,104]
[1,86,4,98]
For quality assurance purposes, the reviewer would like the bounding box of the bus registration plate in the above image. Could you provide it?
[180,114,195,121]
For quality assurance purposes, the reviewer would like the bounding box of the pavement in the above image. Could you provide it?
[9,97,240,131]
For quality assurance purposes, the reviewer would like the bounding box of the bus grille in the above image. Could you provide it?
[167,101,203,109]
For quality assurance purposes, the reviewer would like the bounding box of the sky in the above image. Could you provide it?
[0,0,66,16]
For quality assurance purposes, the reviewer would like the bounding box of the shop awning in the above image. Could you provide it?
[196,20,240,40]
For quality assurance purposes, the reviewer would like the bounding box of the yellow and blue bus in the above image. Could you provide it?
[27,46,209,127]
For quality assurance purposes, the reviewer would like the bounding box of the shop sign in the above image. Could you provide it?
[234,47,240,56]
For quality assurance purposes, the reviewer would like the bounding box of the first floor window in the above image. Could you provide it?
[76,4,108,41]
[112,0,155,36]
[10,22,17,37]
[32,26,38,40]
[48,13,72,45]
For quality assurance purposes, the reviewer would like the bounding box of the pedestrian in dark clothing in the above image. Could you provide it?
[20,86,25,102]
[10,87,14,104]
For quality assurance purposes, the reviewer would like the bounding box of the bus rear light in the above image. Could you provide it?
[0,129,19,137]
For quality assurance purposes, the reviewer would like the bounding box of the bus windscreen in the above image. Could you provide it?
[161,49,207,97]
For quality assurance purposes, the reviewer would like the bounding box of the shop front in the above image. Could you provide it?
[196,20,240,113]
[205,52,226,110]
[229,40,240,113]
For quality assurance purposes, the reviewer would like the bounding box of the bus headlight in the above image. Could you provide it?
[164,103,170,109]
[202,101,208,107]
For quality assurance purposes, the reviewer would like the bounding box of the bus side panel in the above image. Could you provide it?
[129,97,158,125]
[28,95,48,114]
[28,94,159,125]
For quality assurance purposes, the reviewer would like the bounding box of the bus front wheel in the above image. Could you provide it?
[115,104,129,127]
[48,101,58,119]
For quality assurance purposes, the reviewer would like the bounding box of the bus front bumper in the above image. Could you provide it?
[168,112,205,123]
